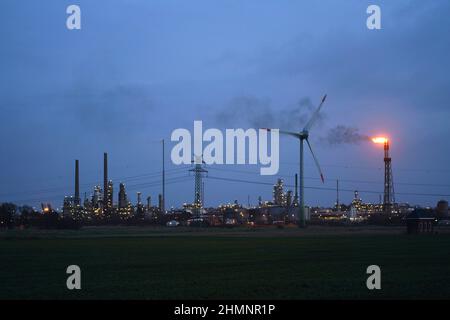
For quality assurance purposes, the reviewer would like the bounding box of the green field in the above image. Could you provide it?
[1,226,449,299]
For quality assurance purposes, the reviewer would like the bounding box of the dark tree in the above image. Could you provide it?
[0,203,17,229]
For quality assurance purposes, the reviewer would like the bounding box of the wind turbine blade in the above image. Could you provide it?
[303,94,327,132]
[261,128,301,138]
[306,139,324,183]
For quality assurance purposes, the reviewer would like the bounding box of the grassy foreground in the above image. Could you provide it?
[1,226,449,299]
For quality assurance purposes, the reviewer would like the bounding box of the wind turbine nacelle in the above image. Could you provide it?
[300,131,309,139]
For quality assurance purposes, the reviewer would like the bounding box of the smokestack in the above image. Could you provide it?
[137,192,142,205]
[75,160,80,205]
[104,152,108,212]
[147,196,151,210]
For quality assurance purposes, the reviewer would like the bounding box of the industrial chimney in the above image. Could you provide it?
[137,192,142,206]
[147,196,151,210]
[75,159,80,205]
[104,152,108,213]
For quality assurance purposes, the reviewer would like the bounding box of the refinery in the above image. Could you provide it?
[1,92,449,233]
[3,144,447,235]
[2,95,446,233]
[2,95,449,234]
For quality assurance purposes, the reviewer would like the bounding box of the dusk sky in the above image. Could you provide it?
[1,0,449,209]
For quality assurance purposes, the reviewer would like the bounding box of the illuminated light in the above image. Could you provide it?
[372,136,388,144]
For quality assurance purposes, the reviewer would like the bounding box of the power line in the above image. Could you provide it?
[207,167,450,188]
[3,164,450,206]
[0,168,187,198]
[205,175,450,198]
[282,161,450,174]
[6,175,192,205]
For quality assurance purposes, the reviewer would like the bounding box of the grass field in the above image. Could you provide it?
[1,226,450,299]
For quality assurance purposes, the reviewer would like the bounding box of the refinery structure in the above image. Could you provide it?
[61,152,306,226]
[53,145,448,229]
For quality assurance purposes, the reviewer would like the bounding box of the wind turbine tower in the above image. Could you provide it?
[263,94,327,227]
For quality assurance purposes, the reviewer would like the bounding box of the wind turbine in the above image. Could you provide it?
[264,94,327,227]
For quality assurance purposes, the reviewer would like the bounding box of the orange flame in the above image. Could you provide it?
[372,137,388,144]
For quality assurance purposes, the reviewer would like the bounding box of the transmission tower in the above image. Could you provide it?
[189,155,208,216]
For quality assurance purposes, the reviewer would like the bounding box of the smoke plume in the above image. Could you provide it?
[215,95,325,130]
[215,96,370,146]
[321,125,370,145]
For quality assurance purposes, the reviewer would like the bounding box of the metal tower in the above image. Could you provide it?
[383,140,395,214]
[189,155,208,216]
